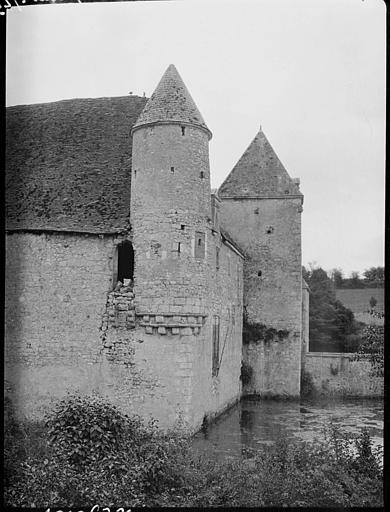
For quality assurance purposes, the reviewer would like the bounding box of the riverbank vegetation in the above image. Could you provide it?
[4,395,383,508]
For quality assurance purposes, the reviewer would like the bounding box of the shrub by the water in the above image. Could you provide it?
[240,361,253,386]
[4,395,383,508]
[300,369,316,397]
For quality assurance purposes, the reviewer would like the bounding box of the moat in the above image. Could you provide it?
[193,397,384,460]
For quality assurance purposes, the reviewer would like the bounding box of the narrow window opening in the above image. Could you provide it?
[171,166,175,173]
[200,171,204,179]
[258,270,262,277]
[180,224,185,230]
[177,242,181,253]
[216,246,220,270]
[212,315,220,376]
[195,232,205,259]
[181,126,186,136]
[117,241,134,285]
[134,169,137,177]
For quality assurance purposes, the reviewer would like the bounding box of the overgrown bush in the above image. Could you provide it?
[4,396,383,508]
[240,361,253,386]
[300,369,316,396]
[46,393,147,466]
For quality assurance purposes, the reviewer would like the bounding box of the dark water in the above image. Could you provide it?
[193,397,383,461]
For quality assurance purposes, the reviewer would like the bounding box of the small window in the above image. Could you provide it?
[258,270,262,277]
[171,166,175,173]
[200,171,204,179]
[181,224,185,231]
[212,315,220,377]
[171,242,181,254]
[195,232,205,259]
[134,169,137,176]
[181,126,185,136]
[232,305,236,326]
[216,246,220,270]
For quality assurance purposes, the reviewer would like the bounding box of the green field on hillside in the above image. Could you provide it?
[336,288,384,314]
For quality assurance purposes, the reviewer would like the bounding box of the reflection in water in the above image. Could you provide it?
[193,397,383,461]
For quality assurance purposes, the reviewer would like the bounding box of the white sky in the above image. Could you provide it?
[6,0,386,276]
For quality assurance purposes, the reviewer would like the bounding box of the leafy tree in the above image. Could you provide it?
[352,324,384,377]
[304,266,358,352]
[363,266,384,287]
[330,268,344,289]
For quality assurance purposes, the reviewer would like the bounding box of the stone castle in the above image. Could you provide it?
[5,65,309,431]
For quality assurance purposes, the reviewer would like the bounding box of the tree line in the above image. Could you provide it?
[329,266,384,289]
[303,266,359,352]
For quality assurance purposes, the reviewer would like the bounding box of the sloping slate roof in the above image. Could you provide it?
[132,64,212,138]
[6,95,147,233]
[218,129,302,198]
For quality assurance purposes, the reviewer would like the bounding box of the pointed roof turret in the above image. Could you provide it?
[219,128,302,198]
[132,64,212,139]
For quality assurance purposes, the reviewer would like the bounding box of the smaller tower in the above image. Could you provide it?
[219,128,304,397]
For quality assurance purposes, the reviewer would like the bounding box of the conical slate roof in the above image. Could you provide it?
[132,64,212,139]
[218,129,302,198]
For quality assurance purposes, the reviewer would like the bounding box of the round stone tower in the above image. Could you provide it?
[130,64,213,318]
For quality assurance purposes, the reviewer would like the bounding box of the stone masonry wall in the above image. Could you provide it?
[301,281,310,363]
[5,232,211,428]
[131,124,211,315]
[304,353,383,397]
[5,232,119,418]
[190,234,244,430]
[220,197,303,397]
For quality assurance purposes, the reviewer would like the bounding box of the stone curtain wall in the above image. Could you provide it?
[304,353,383,397]
[190,237,244,429]
[220,197,303,397]
[5,232,120,419]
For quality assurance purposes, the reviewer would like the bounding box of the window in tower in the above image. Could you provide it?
[172,242,181,255]
[200,171,205,179]
[195,232,205,259]
[181,126,186,136]
[216,246,220,270]
[171,166,175,173]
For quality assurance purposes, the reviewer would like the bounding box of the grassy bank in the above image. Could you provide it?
[4,395,383,508]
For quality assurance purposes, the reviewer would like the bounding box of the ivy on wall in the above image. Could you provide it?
[243,315,289,345]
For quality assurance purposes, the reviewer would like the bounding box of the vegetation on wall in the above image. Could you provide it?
[303,266,360,352]
[243,314,289,345]
[4,396,383,507]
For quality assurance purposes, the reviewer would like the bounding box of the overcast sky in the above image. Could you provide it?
[6,0,386,276]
